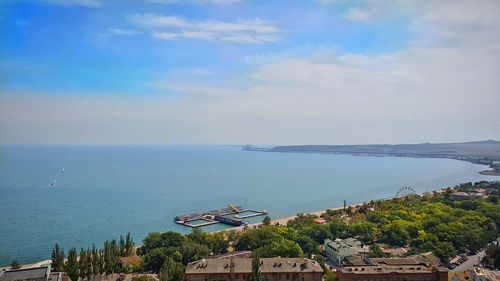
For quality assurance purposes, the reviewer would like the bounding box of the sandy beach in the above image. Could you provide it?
[215,204,352,233]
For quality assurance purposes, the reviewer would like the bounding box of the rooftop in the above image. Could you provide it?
[119,256,142,266]
[0,267,50,281]
[325,238,365,251]
[185,258,323,275]
[339,256,441,275]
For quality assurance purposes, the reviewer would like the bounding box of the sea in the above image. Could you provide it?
[0,145,498,266]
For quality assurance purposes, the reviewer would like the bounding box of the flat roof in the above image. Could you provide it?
[0,267,49,281]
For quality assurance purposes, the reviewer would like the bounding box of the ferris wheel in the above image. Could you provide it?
[396,186,416,197]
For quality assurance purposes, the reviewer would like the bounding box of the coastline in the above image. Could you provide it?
[268,140,500,176]
[269,150,500,176]
[213,196,402,234]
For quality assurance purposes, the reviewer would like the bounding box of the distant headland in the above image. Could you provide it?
[248,140,500,176]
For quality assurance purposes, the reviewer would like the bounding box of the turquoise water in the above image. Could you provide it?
[0,145,498,266]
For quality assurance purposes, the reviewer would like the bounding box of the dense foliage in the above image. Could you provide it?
[52,233,135,281]
[481,243,500,269]
[53,181,500,279]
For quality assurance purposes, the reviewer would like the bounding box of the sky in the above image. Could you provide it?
[1,0,500,145]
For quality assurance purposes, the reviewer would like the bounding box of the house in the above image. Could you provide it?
[119,256,142,272]
[313,218,326,224]
[448,271,471,281]
[324,238,368,266]
[185,257,324,281]
[0,267,50,281]
[380,246,408,257]
[450,192,473,200]
[337,256,448,281]
[449,268,500,281]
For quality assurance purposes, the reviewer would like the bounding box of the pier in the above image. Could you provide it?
[175,204,267,228]
[242,145,272,152]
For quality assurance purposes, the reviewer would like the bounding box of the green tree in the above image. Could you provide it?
[235,226,284,251]
[143,247,178,273]
[51,243,65,272]
[433,242,457,262]
[262,216,271,225]
[78,248,88,280]
[250,255,261,281]
[255,239,303,258]
[292,234,318,255]
[382,221,410,246]
[85,248,93,280]
[159,256,184,281]
[10,260,21,269]
[481,244,500,269]
[65,248,80,281]
[142,232,163,254]
[351,221,378,244]
[368,245,386,258]
[205,232,229,254]
[98,249,105,275]
[178,240,210,264]
[117,233,135,257]
[187,228,228,255]
[328,220,349,238]
[91,246,99,277]
[104,240,120,275]
[160,231,187,249]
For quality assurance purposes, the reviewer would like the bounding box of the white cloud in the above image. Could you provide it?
[108,28,139,36]
[129,14,188,28]
[129,13,280,43]
[38,0,102,7]
[342,7,378,22]
[3,0,500,144]
[152,30,214,40]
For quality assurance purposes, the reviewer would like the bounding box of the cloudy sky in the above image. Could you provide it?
[1,0,500,145]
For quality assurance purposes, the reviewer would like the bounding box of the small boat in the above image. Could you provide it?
[61,168,65,173]
[51,179,56,187]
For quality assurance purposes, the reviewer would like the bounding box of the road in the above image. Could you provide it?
[454,250,486,271]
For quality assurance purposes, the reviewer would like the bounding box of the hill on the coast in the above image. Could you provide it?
[271,140,500,174]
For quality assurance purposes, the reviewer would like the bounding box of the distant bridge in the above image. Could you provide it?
[242,145,272,152]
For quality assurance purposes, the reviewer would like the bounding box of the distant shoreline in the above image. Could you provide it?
[274,150,500,176]
[262,140,500,176]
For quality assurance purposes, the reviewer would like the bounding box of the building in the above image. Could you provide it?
[313,218,326,224]
[450,192,473,200]
[324,238,368,266]
[448,270,471,281]
[185,257,324,281]
[337,256,448,281]
[448,268,500,281]
[0,267,50,281]
[380,246,408,257]
[119,255,142,272]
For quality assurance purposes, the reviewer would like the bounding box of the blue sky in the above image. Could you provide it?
[1,0,410,94]
[1,0,500,144]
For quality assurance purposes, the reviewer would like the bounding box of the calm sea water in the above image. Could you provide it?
[0,145,498,266]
